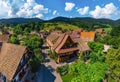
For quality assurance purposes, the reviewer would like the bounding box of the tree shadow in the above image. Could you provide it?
[35,64,56,82]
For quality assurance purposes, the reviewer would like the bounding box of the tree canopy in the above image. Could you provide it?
[88,42,104,52]
[106,48,120,82]
[70,61,107,82]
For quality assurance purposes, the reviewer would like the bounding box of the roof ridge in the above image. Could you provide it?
[54,33,67,50]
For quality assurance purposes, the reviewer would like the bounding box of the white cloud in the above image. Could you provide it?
[90,3,118,18]
[16,0,48,18]
[77,6,89,15]
[35,14,43,18]
[33,5,48,14]
[53,10,57,15]
[65,2,75,11]
[0,0,49,18]
[0,0,12,18]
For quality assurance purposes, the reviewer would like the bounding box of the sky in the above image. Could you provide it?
[0,0,120,20]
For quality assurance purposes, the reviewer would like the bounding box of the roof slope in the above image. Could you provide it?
[74,38,90,52]
[0,43,26,81]
[53,34,78,53]
[46,33,60,46]
[0,34,10,42]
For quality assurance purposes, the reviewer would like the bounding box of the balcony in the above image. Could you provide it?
[58,47,79,54]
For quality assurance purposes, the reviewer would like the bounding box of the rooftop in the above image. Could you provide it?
[0,43,27,81]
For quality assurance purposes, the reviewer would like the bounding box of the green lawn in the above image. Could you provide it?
[61,73,73,82]
[42,22,79,31]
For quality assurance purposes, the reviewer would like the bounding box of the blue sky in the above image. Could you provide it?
[0,0,120,20]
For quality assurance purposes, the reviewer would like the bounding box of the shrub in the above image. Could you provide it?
[49,50,57,61]
[56,64,69,76]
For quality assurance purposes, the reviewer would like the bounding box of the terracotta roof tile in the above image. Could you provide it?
[0,43,26,81]
[80,32,95,42]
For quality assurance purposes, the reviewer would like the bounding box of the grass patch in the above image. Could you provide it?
[103,27,112,33]
[61,73,73,82]
[43,22,79,31]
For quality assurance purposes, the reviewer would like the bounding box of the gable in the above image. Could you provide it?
[54,34,76,53]
[61,36,75,49]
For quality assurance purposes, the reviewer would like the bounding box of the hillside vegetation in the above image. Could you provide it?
[42,22,79,31]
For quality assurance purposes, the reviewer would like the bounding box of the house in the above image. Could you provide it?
[80,32,96,42]
[0,43,32,82]
[46,30,96,63]
[71,29,82,38]
[46,33,79,62]
[29,31,40,36]
[95,29,106,36]
[73,38,90,55]
[51,30,62,34]
[103,45,111,52]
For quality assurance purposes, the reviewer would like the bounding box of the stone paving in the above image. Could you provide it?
[41,44,63,82]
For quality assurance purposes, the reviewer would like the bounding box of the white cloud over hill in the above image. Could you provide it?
[90,3,118,18]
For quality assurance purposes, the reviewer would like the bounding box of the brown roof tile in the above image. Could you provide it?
[0,43,27,81]
[58,47,79,54]
[73,38,90,52]
[46,33,60,46]
[0,34,10,42]
[53,34,77,53]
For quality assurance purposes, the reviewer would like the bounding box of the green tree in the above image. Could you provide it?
[70,61,107,82]
[22,35,43,73]
[29,56,40,73]
[34,48,44,63]
[106,48,120,82]
[24,27,31,35]
[89,52,105,63]
[88,42,104,52]
[13,24,23,34]
[10,35,19,44]
[22,35,43,50]
[110,27,120,36]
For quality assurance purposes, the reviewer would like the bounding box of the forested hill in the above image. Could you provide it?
[0,18,43,25]
[48,17,118,27]
[0,17,120,27]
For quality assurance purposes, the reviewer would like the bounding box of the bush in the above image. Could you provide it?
[56,64,69,76]
[49,50,57,61]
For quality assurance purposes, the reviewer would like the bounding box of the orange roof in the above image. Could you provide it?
[80,32,95,42]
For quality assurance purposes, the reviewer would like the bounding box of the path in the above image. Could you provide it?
[35,44,62,82]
